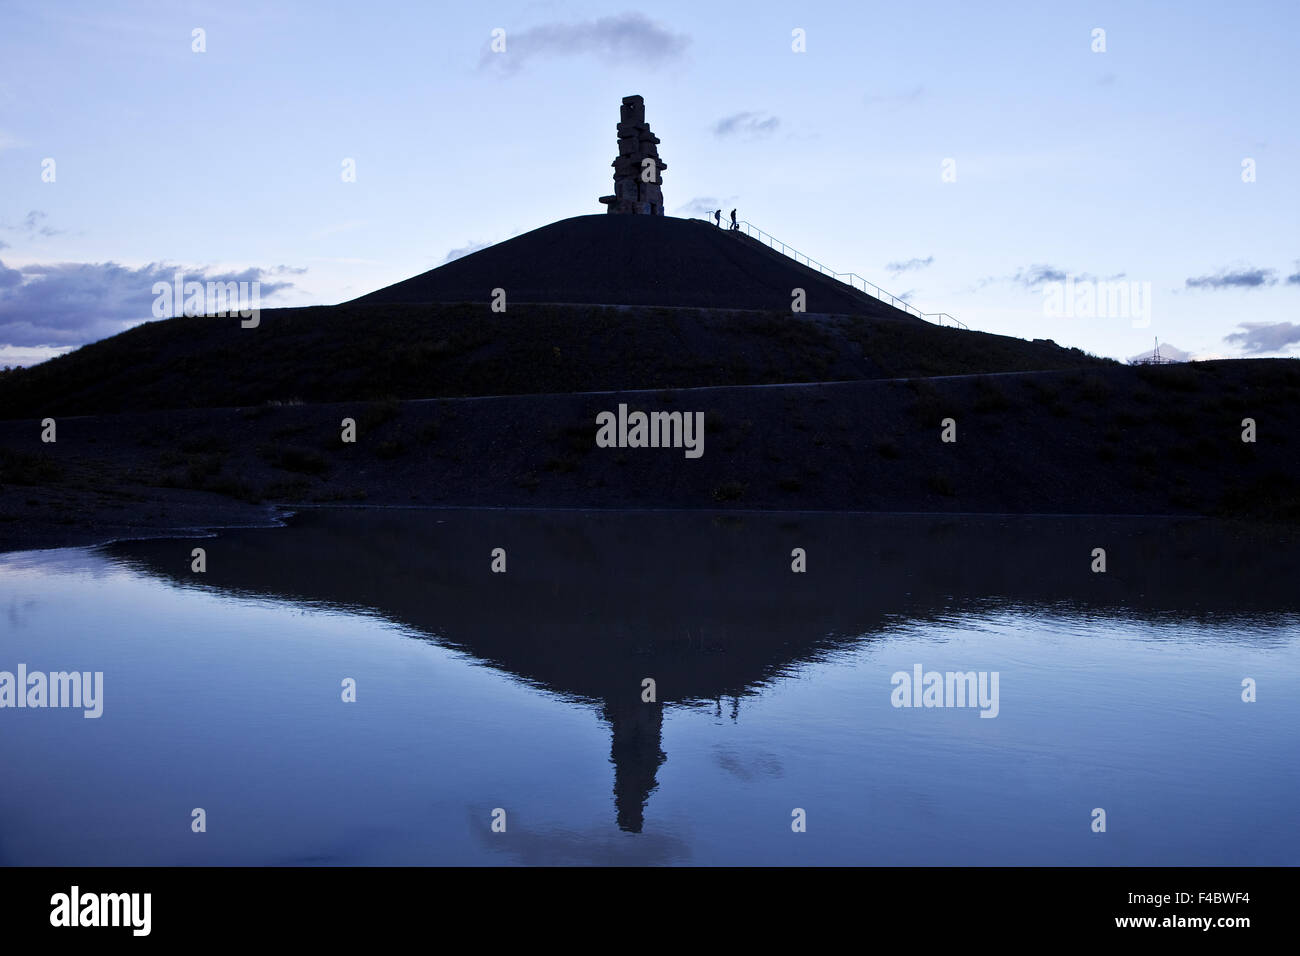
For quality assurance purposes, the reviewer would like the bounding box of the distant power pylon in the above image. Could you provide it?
[1134,337,1173,365]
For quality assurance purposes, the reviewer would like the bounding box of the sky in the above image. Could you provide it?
[1,0,1297,367]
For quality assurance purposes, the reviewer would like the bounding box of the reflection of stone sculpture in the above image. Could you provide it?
[603,695,666,833]
[599,95,667,215]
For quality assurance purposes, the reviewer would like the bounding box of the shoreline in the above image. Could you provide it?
[0,489,291,554]
[0,495,1236,556]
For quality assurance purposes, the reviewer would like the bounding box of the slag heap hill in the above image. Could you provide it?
[355,94,924,319]
[351,214,922,318]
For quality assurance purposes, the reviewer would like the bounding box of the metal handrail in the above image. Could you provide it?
[701,217,968,329]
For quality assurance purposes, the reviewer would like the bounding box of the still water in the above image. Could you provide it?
[1,509,1297,865]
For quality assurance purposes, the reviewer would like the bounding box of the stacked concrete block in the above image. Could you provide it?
[598,95,667,215]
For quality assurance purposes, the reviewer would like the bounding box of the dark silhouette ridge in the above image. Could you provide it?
[4,359,1299,552]
[350,214,922,319]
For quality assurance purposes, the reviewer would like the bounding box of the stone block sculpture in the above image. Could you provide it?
[598,95,667,215]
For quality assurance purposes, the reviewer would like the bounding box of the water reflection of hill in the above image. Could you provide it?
[109,510,1300,831]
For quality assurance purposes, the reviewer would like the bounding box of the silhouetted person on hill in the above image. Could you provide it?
[714,209,721,227]
[730,208,738,231]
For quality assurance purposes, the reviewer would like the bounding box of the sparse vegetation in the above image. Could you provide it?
[712,480,747,501]
[259,444,329,475]
[2,286,1298,533]
[927,473,956,497]
[359,398,400,430]
[544,455,579,473]
[0,301,1115,418]
[1136,365,1201,392]
[973,380,1013,413]
[0,448,64,485]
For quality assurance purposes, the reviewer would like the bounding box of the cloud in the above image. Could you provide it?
[1185,267,1276,289]
[886,255,933,276]
[0,259,297,348]
[975,265,1066,289]
[1224,321,1300,354]
[0,344,75,368]
[713,112,779,138]
[441,241,490,264]
[714,747,783,782]
[2,209,63,239]
[978,265,1127,290]
[23,211,58,237]
[471,812,691,864]
[1004,264,1067,288]
[674,196,734,217]
[480,13,689,72]
[863,85,926,108]
[0,239,7,250]
[1286,260,1300,285]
